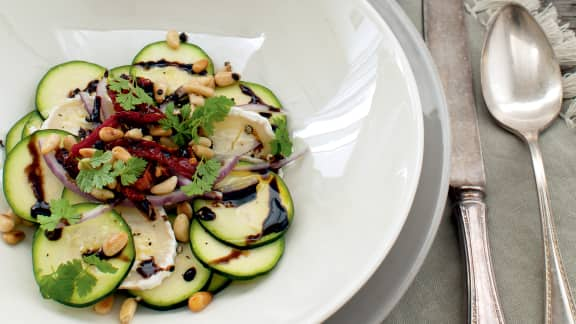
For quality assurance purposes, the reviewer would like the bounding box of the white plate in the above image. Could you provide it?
[0,0,424,323]
[328,0,451,322]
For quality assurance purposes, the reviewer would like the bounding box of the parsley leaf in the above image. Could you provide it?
[83,255,118,274]
[159,96,233,146]
[109,76,155,111]
[37,199,81,231]
[75,270,97,297]
[182,158,221,196]
[76,163,116,193]
[113,157,148,186]
[89,150,113,168]
[270,118,293,157]
[38,259,87,302]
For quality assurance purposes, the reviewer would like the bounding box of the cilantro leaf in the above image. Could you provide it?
[109,77,131,92]
[270,118,293,157]
[182,158,221,196]
[37,199,81,231]
[109,76,155,111]
[75,270,97,297]
[89,150,113,168]
[83,255,118,274]
[191,96,233,136]
[159,102,179,130]
[116,92,139,111]
[38,260,84,302]
[113,157,147,186]
[134,87,155,106]
[76,163,116,193]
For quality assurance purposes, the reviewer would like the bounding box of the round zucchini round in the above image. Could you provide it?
[35,61,106,119]
[190,219,285,280]
[205,273,232,295]
[194,172,294,248]
[5,111,34,152]
[130,243,211,310]
[32,203,135,307]
[3,129,73,222]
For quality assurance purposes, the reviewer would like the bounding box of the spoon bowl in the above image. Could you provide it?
[481,3,562,138]
[481,4,576,324]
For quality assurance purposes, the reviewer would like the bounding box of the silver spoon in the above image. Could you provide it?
[481,4,576,323]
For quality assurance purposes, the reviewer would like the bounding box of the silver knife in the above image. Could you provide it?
[424,1,506,323]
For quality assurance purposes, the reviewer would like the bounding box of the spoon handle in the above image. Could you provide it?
[527,138,576,324]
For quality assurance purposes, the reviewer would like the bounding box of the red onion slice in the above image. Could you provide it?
[79,204,113,223]
[96,76,115,120]
[146,190,222,206]
[78,92,94,115]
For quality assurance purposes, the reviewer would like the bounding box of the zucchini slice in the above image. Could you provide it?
[190,219,285,280]
[32,203,135,307]
[131,41,214,95]
[109,65,131,79]
[214,81,282,108]
[3,130,72,222]
[35,61,106,119]
[130,243,211,310]
[61,188,91,205]
[205,273,232,295]
[5,111,33,152]
[194,172,293,248]
[21,111,44,137]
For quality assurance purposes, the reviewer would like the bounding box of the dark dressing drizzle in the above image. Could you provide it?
[182,267,197,282]
[210,250,247,265]
[134,59,207,75]
[246,177,289,243]
[44,228,62,241]
[196,207,216,221]
[221,183,258,207]
[136,257,175,278]
[26,137,47,218]
[87,96,102,123]
[68,79,100,98]
[239,84,281,112]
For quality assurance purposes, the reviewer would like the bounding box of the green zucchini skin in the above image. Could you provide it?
[194,172,294,249]
[109,65,131,79]
[204,273,233,295]
[5,111,34,152]
[35,61,106,119]
[131,41,214,95]
[21,111,44,138]
[190,219,285,280]
[130,243,212,310]
[3,129,73,222]
[32,203,135,307]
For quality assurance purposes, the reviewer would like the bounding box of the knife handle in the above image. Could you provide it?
[451,186,506,324]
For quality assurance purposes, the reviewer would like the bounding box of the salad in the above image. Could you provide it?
[1,30,301,322]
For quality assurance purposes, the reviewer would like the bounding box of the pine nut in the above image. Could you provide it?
[0,214,15,233]
[196,75,216,88]
[182,82,214,97]
[125,128,143,140]
[153,82,168,103]
[63,135,77,151]
[119,298,138,324]
[150,176,178,195]
[142,135,153,141]
[2,230,25,245]
[177,202,193,219]
[4,211,21,225]
[40,134,62,154]
[192,59,209,74]
[79,148,97,158]
[91,188,115,201]
[107,179,118,190]
[103,232,129,257]
[222,61,232,72]
[188,93,205,107]
[188,291,212,312]
[150,126,172,137]
[99,127,124,142]
[173,213,190,243]
[197,137,212,148]
[191,144,215,159]
[93,295,114,315]
[214,71,240,87]
[166,30,180,50]
[159,137,178,149]
[112,146,132,162]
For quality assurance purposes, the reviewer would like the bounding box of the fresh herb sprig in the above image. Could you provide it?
[159,96,233,146]
[37,199,81,231]
[109,76,155,111]
[75,150,147,193]
[82,255,118,274]
[181,158,221,196]
[270,118,293,157]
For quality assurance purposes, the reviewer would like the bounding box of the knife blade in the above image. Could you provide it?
[423,0,506,323]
